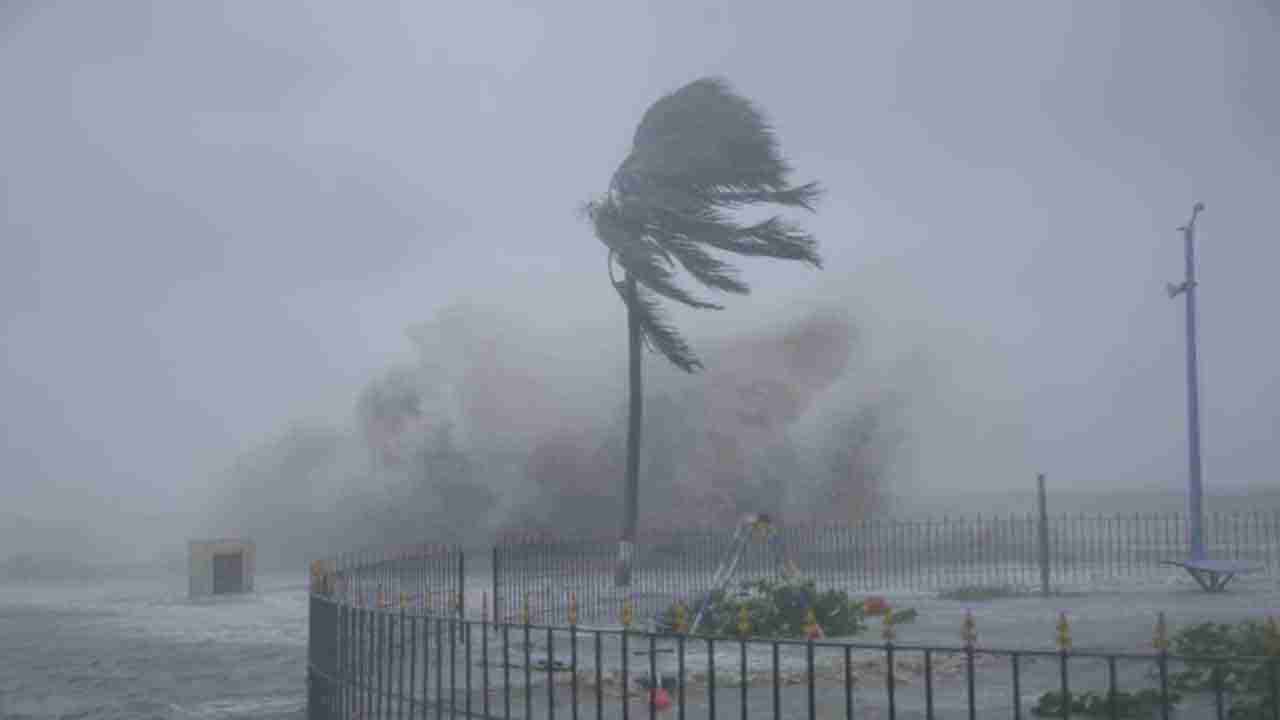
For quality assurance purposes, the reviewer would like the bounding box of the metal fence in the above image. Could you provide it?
[495,510,1280,624]
[306,511,1280,717]
[308,544,466,718]
[307,591,1280,720]
[319,543,466,613]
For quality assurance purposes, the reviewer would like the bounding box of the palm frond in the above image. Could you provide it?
[630,283,703,373]
[617,77,820,205]
[587,76,824,373]
[589,197,723,311]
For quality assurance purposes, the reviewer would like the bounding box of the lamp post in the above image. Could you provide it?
[1166,202,1206,560]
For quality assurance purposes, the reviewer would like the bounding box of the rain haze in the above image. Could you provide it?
[5,1,1278,564]
[3,1,1280,717]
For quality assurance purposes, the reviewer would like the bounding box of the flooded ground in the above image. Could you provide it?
[1,567,1275,719]
[0,572,308,720]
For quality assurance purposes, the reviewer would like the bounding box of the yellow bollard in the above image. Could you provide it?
[674,601,689,635]
[310,560,325,594]
[882,606,896,643]
[568,592,579,627]
[1055,612,1071,652]
[961,610,977,649]
[737,605,751,638]
[1153,612,1169,653]
[621,597,634,629]
[522,593,531,626]
[400,591,408,610]
[803,607,826,641]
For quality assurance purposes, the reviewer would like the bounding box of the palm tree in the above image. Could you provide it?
[583,77,824,586]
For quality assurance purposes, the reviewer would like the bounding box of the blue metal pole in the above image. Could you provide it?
[1169,202,1206,560]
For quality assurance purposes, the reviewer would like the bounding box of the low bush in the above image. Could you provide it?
[1169,619,1279,719]
[654,577,915,639]
[1032,689,1181,718]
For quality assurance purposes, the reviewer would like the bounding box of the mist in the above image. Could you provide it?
[3,1,1278,572]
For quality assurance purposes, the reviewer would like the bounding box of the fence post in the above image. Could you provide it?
[492,545,501,623]
[458,547,466,618]
[1038,473,1051,597]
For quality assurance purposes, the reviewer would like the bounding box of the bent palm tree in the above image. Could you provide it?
[583,77,824,586]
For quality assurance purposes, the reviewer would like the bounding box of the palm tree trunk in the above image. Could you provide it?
[616,273,642,587]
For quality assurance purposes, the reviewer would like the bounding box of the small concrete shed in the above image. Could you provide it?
[188,538,255,598]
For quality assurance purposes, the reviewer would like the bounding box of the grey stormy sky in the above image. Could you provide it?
[2,1,1278,550]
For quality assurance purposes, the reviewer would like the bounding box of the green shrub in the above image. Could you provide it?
[1169,620,1278,718]
[655,577,912,639]
[1032,689,1181,718]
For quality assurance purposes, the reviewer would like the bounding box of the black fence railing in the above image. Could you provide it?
[307,510,1280,718]
[495,511,1280,624]
[316,543,466,614]
[307,591,1280,720]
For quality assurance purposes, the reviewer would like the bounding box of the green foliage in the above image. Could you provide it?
[1228,696,1279,720]
[656,577,914,639]
[1027,620,1280,718]
[1168,620,1278,717]
[1031,689,1181,717]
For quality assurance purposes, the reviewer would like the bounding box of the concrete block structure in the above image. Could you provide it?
[188,538,255,598]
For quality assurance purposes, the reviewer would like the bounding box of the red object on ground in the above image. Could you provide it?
[863,596,888,615]
[651,688,673,711]
[805,622,826,641]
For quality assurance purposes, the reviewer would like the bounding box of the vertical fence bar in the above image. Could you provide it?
[1059,651,1071,720]
[524,616,532,720]
[363,607,371,719]
[449,614,457,720]
[594,632,603,720]
[435,618,444,720]
[463,619,472,720]
[398,608,407,719]
[1158,650,1170,720]
[706,636,716,720]
[924,649,934,720]
[493,546,501,623]
[885,643,897,720]
[845,645,854,720]
[1107,656,1117,720]
[1011,652,1021,720]
[375,611,383,720]
[570,623,579,720]
[806,638,816,720]
[482,611,490,719]
[966,647,976,720]
[420,612,429,720]
[547,627,556,720]
[1038,474,1051,597]
[648,634,658,720]
[620,626,631,720]
[503,621,511,720]
[410,613,418,720]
